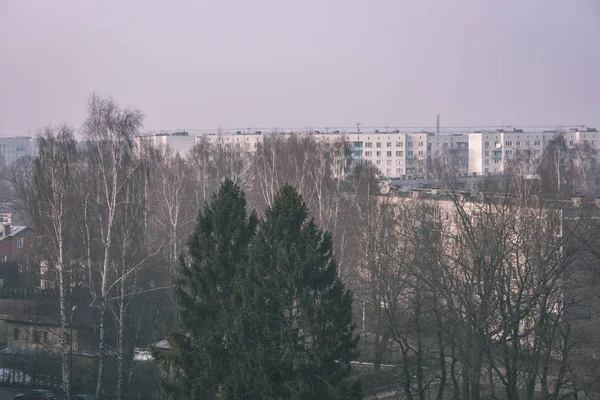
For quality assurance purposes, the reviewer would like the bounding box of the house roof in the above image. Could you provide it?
[0,226,31,242]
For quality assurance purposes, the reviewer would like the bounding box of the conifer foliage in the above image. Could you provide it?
[159,182,360,399]
[158,179,257,399]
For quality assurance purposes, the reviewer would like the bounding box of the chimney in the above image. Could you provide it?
[2,224,10,236]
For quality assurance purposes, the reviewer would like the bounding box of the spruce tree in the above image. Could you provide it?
[158,179,257,399]
[232,186,361,399]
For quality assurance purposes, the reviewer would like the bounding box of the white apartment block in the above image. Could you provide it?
[468,128,600,176]
[197,132,265,152]
[0,137,37,167]
[325,132,429,179]
[136,127,600,180]
[135,131,197,156]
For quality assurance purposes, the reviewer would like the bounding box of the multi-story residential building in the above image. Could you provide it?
[0,137,37,167]
[315,131,429,179]
[428,133,469,176]
[468,128,600,176]
[135,131,197,156]
[197,132,265,153]
[136,127,600,180]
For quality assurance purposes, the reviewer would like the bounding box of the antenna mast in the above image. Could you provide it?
[436,114,440,135]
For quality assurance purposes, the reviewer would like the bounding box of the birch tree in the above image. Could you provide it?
[83,94,144,398]
[30,126,80,399]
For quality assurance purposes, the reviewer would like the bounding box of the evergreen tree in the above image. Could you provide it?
[231,186,361,399]
[157,179,257,399]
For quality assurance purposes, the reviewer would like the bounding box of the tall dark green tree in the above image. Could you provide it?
[230,186,361,399]
[158,179,257,399]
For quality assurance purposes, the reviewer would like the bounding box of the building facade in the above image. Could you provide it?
[467,128,600,176]
[0,137,37,167]
[136,127,600,179]
[0,223,34,265]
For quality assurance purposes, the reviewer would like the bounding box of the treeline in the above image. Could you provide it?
[1,95,599,399]
[0,96,378,399]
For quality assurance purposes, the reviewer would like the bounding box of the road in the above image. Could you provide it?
[0,386,18,400]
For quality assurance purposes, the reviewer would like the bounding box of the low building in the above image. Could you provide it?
[0,223,34,268]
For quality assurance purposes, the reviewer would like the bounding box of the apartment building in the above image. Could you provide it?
[468,128,600,176]
[135,131,197,156]
[0,137,37,167]
[197,132,265,152]
[314,131,429,179]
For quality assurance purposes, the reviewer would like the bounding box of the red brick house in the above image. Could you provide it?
[0,223,35,275]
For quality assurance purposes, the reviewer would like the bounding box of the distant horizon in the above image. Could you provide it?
[2,123,598,139]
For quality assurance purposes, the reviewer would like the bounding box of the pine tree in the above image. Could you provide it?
[157,179,257,399]
[231,186,361,399]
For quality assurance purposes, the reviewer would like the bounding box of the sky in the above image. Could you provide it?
[1,0,599,136]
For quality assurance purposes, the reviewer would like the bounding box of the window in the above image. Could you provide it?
[526,141,530,146]
[365,142,372,148]
[364,151,372,157]
[386,160,392,165]
[506,150,512,155]
[418,142,424,147]
[386,142,391,147]
[485,142,489,148]
[484,150,489,156]
[376,142,381,148]
[534,141,541,146]
[396,168,403,174]
[0,256,6,264]
[569,141,574,146]
[13,328,20,341]
[33,331,42,344]
[396,151,403,156]
[407,142,413,147]
[484,167,489,173]
[386,168,391,173]
[407,151,413,156]
[376,151,381,157]
[386,151,392,157]
[396,160,403,165]
[396,142,403,147]
[494,159,499,164]
[516,141,521,146]
[376,160,381,165]
[505,141,512,146]
[534,150,540,154]
[418,151,423,155]
[484,159,489,165]
[17,238,23,249]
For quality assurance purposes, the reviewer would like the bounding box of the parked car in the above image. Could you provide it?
[13,390,59,400]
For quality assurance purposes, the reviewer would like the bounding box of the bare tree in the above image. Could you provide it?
[30,126,80,399]
[83,94,144,398]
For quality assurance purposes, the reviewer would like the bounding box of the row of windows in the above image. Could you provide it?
[363,142,424,148]
[363,150,423,157]
[14,328,49,344]
[485,141,542,148]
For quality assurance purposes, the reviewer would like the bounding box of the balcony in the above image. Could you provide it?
[492,153,502,159]
[406,154,416,159]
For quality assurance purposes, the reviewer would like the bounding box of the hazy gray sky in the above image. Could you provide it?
[1,0,599,135]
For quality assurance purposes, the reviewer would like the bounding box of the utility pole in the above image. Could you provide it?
[436,114,440,135]
[356,123,362,135]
